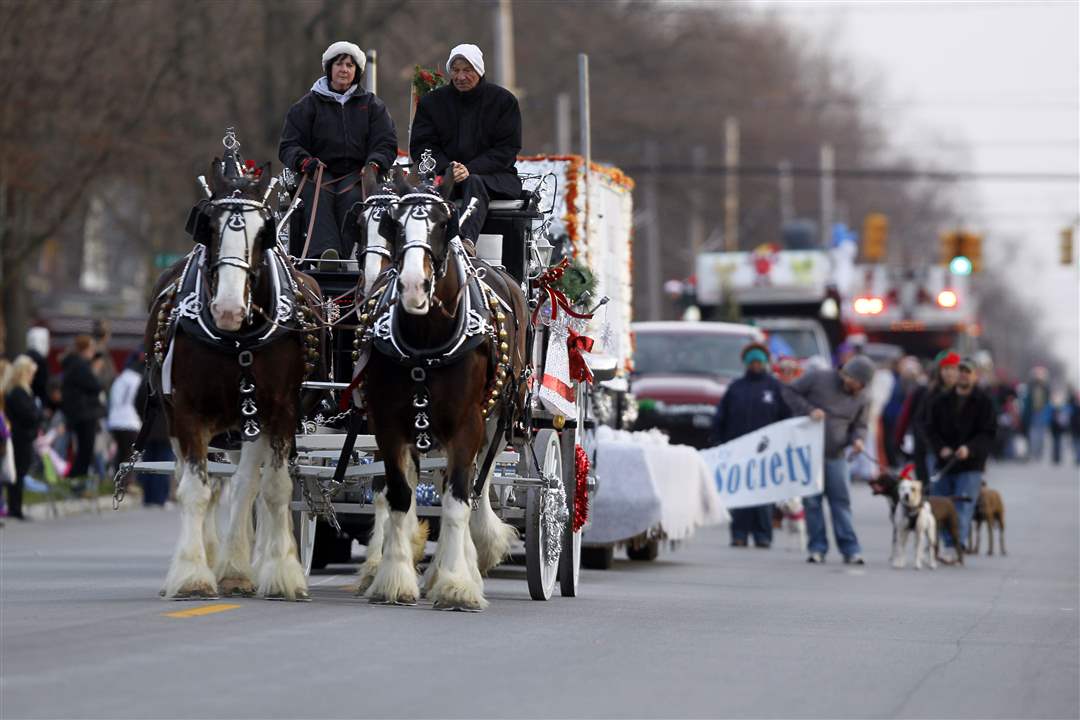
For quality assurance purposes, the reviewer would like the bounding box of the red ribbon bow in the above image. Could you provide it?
[567,328,595,384]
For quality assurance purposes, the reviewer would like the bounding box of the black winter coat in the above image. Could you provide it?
[279,86,398,177]
[713,371,793,445]
[926,387,997,473]
[61,353,103,425]
[5,386,41,475]
[409,79,522,198]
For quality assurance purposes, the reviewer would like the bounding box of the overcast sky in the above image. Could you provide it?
[752,0,1079,382]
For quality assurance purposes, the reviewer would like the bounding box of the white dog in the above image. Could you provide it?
[891,478,937,570]
[775,497,807,553]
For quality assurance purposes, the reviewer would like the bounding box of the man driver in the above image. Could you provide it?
[409,43,523,248]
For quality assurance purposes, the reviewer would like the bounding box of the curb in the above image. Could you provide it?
[22,494,145,521]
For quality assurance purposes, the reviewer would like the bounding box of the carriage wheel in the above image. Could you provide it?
[558,429,582,597]
[526,429,562,601]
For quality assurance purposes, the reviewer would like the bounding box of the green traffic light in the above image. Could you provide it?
[949,256,973,276]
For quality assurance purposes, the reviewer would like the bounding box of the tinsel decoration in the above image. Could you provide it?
[552,257,597,306]
[573,444,590,533]
[542,479,569,566]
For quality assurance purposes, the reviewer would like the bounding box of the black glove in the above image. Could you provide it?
[299,156,325,178]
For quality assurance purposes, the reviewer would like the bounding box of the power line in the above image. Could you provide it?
[618,164,1080,183]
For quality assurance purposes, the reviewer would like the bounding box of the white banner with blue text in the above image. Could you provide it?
[699,417,825,509]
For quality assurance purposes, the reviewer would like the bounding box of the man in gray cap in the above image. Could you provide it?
[783,355,874,564]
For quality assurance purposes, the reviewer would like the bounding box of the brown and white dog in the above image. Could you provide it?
[970,483,1006,556]
[869,471,964,566]
[892,478,937,569]
[774,497,807,553]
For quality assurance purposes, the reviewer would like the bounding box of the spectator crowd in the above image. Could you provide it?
[1,323,171,523]
[712,339,1080,561]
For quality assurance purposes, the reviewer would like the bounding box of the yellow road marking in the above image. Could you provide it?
[163,603,241,619]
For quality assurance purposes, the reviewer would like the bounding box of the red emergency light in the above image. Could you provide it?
[853,296,885,315]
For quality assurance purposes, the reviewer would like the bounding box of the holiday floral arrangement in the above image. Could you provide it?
[412,65,446,98]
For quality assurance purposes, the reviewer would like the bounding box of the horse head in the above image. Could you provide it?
[204,156,273,331]
[356,168,398,298]
[389,168,456,315]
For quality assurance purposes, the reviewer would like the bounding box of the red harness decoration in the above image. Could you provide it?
[786,509,806,521]
[573,444,590,532]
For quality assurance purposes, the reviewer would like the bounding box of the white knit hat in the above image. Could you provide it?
[321,41,366,75]
[446,43,485,77]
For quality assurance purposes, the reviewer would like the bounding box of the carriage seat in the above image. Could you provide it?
[476,190,540,282]
[486,191,540,219]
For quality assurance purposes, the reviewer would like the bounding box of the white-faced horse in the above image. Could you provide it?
[146,151,322,600]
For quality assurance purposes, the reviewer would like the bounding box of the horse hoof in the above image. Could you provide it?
[170,583,219,601]
[219,577,257,597]
[369,594,417,606]
[433,600,484,613]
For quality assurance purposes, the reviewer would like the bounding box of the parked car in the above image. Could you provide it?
[630,321,765,449]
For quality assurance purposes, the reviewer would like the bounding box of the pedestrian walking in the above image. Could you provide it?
[61,335,104,490]
[1022,366,1051,463]
[4,355,43,520]
[782,355,873,564]
[1048,389,1071,466]
[107,351,144,479]
[25,326,51,408]
[1066,388,1080,467]
[713,343,792,548]
[135,375,171,506]
[902,351,960,488]
[926,357,996,555]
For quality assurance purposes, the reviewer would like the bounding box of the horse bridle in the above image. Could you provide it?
[355,191,398,265]
[205,194,273,307]
[393,191,456,285]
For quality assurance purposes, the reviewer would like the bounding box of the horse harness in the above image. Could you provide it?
[150,243,322,441]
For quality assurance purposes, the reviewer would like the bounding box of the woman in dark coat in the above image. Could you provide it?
[5,355,43,519]
[278,40,398,265]
[61,335,103,483]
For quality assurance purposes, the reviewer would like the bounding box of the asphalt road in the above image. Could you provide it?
[2,460,1077,719]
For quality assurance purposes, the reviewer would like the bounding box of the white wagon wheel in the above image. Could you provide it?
[526,428,563,601]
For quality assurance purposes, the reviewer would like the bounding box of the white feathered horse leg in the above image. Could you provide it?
[367,444,422,604]
[426,440,487,611]
[470,425,518,575]
[256,449,309,600]
[163,443,218,599]
[214,437,268,596]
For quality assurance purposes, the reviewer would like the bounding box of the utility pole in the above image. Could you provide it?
[723,117,740,251]
[364,49,377,95]
[819,143,835,249]
[644,141,662,320]
[778,159,795,226]
[578,53,591,263]
[492,0,516,92]
[555,92,571,155]
[689,145,707,264]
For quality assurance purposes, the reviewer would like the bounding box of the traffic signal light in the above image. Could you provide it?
[862,213,888,262]
[940,231,960,266]
[1062,227,1074,266]
[959,231,982,273]
[941,229,981,274]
